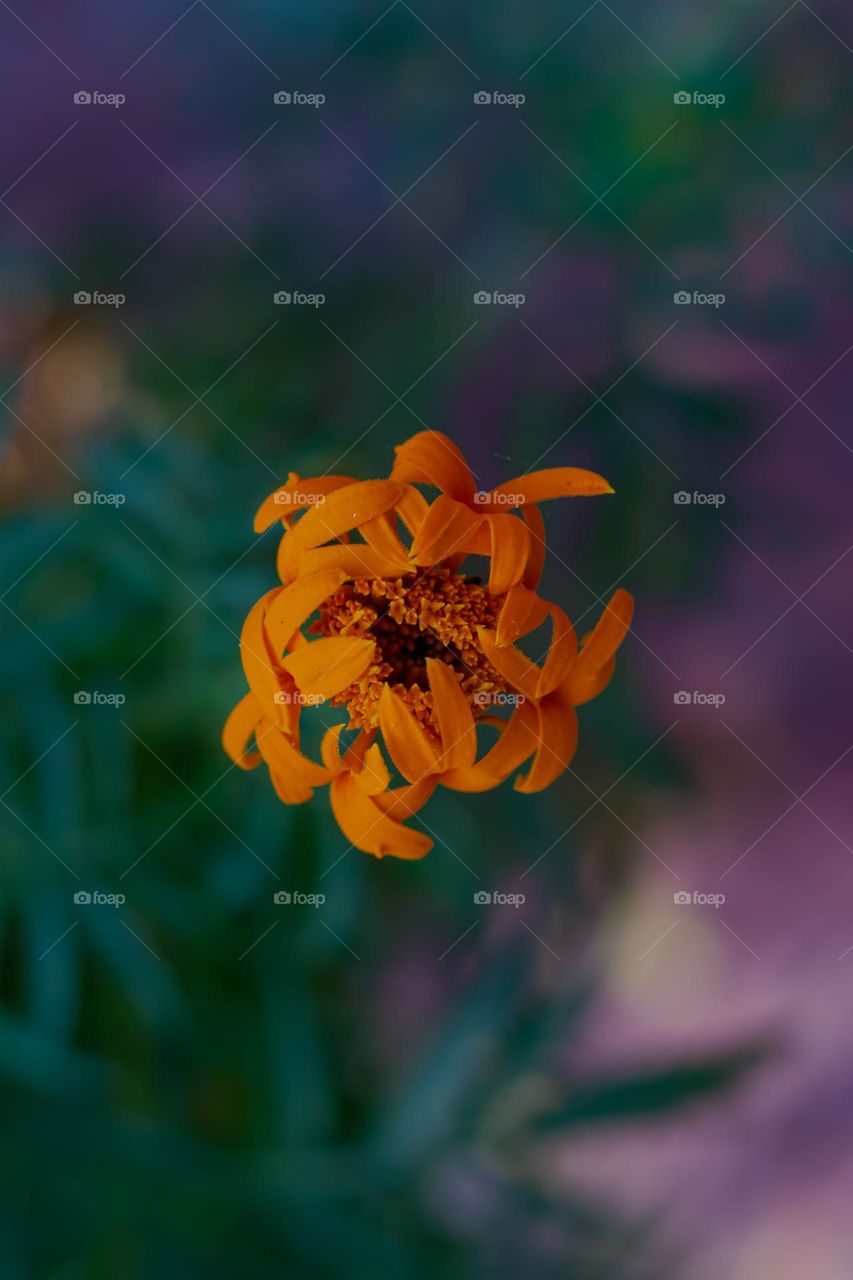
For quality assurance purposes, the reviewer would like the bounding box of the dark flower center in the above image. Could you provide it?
[316,567,508,732]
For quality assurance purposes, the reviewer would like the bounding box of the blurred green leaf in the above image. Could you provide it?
[529,1043,771,1130]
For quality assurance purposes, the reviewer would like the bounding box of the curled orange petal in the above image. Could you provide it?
[240,588,284,710]
[485,513,530,595]
[395,484,431,536]
[567,589,633,704]
[441,701,538,792]
[371,776,438,821]
[278,480,405,581]
[410,494,484,567]
[320,723,347,775]
[267,767,314,806]
[536,604,578,700]
[265,568,347,655]
[476,626,541,704]
[281,635,375,700]
[521,501,547,590]
[321,726,393,796]
[254,474,357,534]
[514,697,579,794]
[355,744,392,795]
[391,430,476,505]
[361,512,411,570]
[378,684,441,783]
[496,584,550,646]
[488,467,613,506]
[330,772,433,859]
[570,654,617,706]
[222,691,262,770]
[427,658,476,770]
[286,543,408,581]
[255,716,330,803]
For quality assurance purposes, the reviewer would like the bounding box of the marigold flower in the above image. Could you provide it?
[223,430,633,859]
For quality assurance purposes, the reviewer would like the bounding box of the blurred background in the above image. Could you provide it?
[1,1,852,1275]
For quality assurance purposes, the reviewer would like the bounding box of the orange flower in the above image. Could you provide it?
[222,430,632,859]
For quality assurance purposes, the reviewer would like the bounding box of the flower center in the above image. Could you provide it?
[316,567,508,732]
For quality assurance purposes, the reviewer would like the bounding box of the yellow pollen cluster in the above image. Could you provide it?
[316,568,509,731]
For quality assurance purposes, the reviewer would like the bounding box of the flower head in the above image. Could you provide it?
[223,430,633,859]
